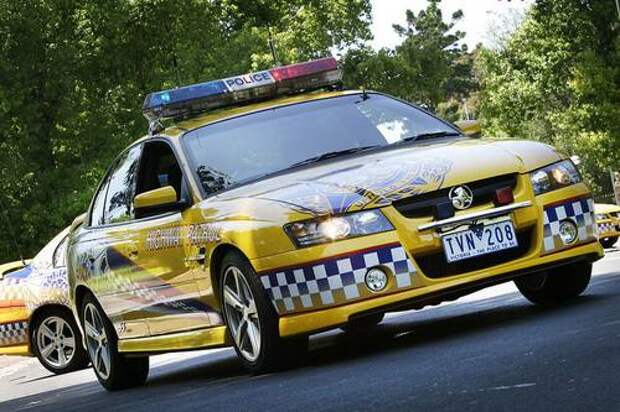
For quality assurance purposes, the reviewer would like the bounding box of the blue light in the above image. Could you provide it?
[144,80,229,110]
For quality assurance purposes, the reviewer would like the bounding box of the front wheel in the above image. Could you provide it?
[219,252,308,373]
[515,261,592,305]
[31,307,90,374]
[600,237,618,249]
[81,294,149,391]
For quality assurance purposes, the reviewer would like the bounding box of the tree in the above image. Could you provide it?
[477,0,620,200]
[342,0,476,116]
[0,0,372,261]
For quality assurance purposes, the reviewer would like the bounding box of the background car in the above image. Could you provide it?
[595,203,620,248]
[0,228,89,374]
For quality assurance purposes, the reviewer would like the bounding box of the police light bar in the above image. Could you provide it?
[143,57,341,124]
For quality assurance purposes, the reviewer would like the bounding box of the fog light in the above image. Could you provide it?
[559,220,578,245]
[365,268,388,292]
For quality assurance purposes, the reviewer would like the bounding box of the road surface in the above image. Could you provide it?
[1,247,619,411]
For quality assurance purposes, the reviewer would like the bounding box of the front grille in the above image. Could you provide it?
[393,174,518,219]
[414,226,534,278]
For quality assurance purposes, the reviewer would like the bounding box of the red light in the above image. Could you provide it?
[494,186,514,206]
[270,57,338,81]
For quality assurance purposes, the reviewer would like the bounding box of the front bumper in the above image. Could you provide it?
[251,179,604,337]
[276,242,600,336]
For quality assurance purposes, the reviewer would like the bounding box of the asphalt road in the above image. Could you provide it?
[2,247,620,412]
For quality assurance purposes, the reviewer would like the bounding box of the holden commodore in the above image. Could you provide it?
[1,227,89,374]
[66,57,603,390]
[595,203,620,248]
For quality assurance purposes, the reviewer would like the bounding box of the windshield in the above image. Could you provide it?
[183,93,459,195]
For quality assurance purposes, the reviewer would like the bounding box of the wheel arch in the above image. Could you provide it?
[74,285,95,323]
[209,243,249,304]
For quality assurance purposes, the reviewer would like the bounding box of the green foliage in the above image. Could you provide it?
[477,0,620,201]
[0,0,371,261]
[342,0,476,112]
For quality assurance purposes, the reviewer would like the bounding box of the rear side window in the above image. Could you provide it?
[53,236,68,268]
[103,145,142,225]
[90,175,109,226]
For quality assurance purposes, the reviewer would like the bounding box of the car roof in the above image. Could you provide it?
[159,89,361,139]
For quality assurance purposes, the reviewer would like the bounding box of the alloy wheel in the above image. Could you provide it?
[222,266,262,362]
[83,303,111,379]
[36,316,76,369]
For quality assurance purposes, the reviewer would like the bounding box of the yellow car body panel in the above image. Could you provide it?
[595,203,620,239]
[67,90,603,355]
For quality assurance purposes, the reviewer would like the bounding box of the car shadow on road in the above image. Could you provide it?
[146,279,616,387]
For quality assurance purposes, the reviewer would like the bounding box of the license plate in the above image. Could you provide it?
[442,220,518,263]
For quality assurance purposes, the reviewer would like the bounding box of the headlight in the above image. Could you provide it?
[595,213,607,221]
[530,160,581,195]
[284,210,394,247]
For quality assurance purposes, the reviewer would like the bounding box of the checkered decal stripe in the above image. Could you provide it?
[598,222,616,234]
[260,243,417,314]
[543,197,596,253]
[0,321,28,347]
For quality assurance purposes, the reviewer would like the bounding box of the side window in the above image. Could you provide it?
[53,236,68,268]
[90,175,110,226]
[104,145,142,225]
[136,141,185,202]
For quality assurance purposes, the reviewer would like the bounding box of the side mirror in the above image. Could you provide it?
[454,119,481,138]
[134,186,187,216]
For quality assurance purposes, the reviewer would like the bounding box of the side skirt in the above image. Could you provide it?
[118,326,231,357]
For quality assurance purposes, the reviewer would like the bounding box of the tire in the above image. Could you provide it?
[515,261,592,305]
[80,293,149,391]
[341,313,385,333]
[219,251,308,373]
[600,237,618,249]
[30,307,90,374]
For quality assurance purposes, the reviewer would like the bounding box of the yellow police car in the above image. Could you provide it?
[67,57,603,390]
[595,203,620,248]
[0,228,89,373]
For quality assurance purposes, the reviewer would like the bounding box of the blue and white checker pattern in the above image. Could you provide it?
[260,243,417,314]
[0,321,28,347]
[543,197,596,253]
[598,222,617,234]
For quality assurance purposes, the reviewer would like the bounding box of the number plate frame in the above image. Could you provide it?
[441,218,519,263]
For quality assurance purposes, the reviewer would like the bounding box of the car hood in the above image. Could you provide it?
[595,203,620,215]
[216,138,561,215]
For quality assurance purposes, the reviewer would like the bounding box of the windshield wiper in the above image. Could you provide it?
[287,145,381,169]
[399,131,462,144]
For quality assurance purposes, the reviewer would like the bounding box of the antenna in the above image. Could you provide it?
[267,27,280,66]
[172,52,182,87]
[0,195,26,265]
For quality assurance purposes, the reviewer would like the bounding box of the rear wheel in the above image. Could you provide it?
[220,252,308,373]
[600,237,618,249]
[81,294,149,391]
[515,261,592,305]
[341,313,385,333]
[31,308,89,374]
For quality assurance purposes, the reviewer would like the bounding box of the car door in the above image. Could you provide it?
[130,139,212,336]
[75,143,151,339]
